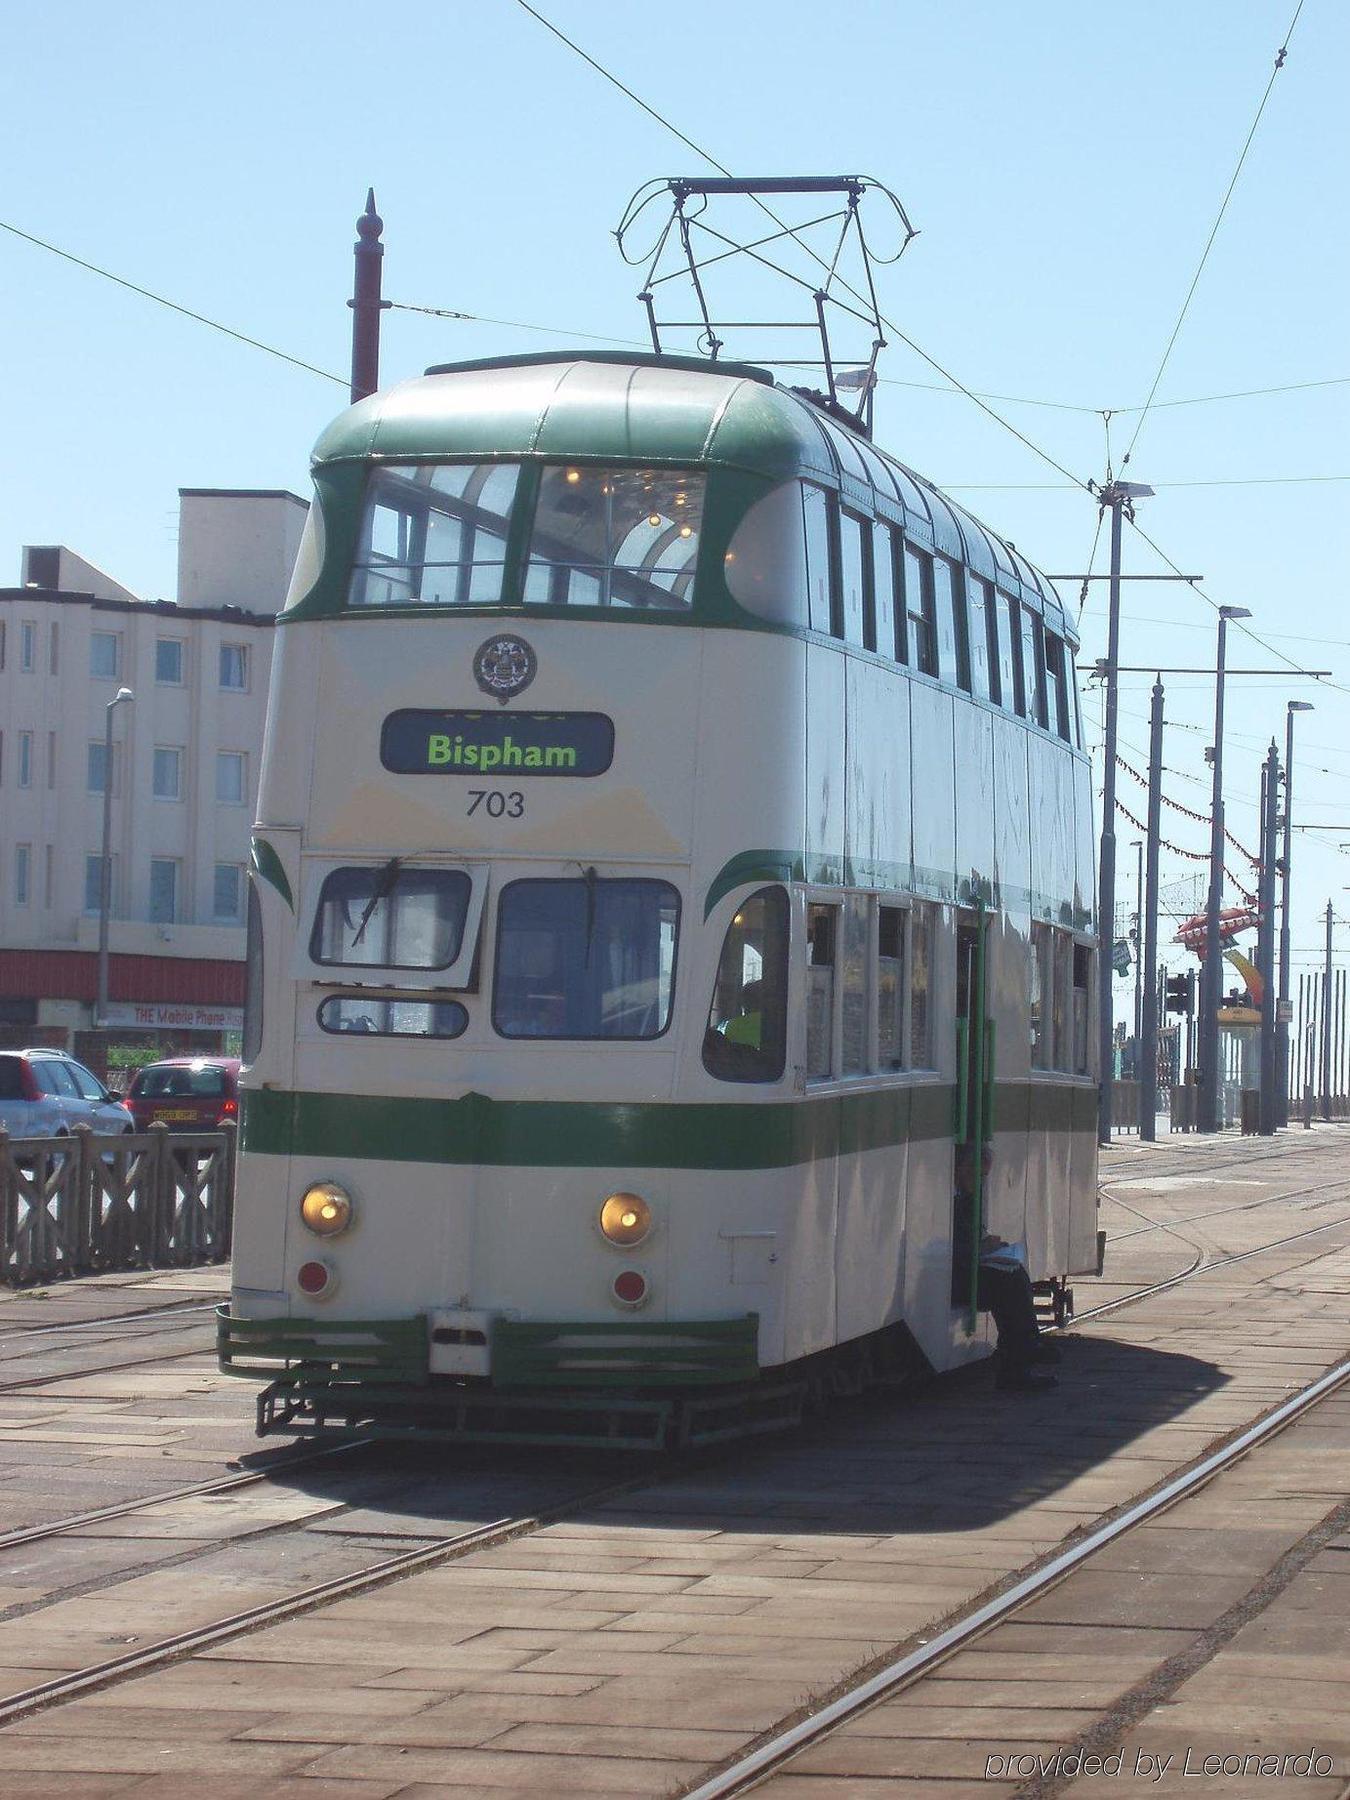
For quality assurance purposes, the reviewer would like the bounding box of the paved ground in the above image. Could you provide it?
[0,1124,1345,1797]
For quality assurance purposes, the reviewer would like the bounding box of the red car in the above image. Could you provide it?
[126,1058,241,1132]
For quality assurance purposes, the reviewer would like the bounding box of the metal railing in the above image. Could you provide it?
[0,1122,235,1285]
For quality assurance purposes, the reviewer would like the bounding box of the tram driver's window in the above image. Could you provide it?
[310,866,471,970]
[349,463,520,608]
[806,903,837,1079]
[703,886,789,1083]
[525,466,704,610]
[493,877,679,1039]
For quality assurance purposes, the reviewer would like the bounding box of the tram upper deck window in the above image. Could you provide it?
[493,877,678,1039]
[310,865,472,971]
[524,467,703,610]
[1045,632,1073,741]
[998,592,1023,715]
[933,557,969,691]
[723,481,809,625]
[802,485,834,635]
[838,510,868,647]
[349,463,520,608]
[967,574,997,704]
[902,544,937,676]
[703,887,789,1083]
[1020,608,1049,729]
[873,524,900,661]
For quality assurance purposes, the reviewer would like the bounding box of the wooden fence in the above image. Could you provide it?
[0,1122,235,1285]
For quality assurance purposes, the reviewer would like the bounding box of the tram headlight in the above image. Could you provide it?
[598,1191,653,1248]
[300,1181,354,1238]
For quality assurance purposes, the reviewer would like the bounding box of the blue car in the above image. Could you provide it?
[0,1050,134,1141]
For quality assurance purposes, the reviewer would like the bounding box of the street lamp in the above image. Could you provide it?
[1277,701,1314,1124]
[1197,606,1251,1132]
[1096,478,1153,1147]
[96,686,135,1028]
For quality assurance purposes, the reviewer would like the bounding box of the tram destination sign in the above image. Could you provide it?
[381,709,614,777]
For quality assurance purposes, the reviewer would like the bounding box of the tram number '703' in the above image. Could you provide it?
[467,790,524,819]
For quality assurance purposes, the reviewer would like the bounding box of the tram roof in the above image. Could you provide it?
[314,352,1071,637]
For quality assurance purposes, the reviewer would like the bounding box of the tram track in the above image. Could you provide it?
[0,1294,219,1344]
[0,1185,1345,1751]
[677,1354,1350,1799]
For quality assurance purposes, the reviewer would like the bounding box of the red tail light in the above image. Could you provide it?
[216,1098,239,1124]
[18,1061,40,1102]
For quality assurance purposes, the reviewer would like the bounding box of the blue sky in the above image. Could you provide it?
[3,1,1346,987]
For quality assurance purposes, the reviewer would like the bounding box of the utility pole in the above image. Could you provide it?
[1277,702,1314,1124]
[1139,678,1164,1140]
[349,190,387,404]
[1257,741,1279,1134]
[1197,604,1252,1132]
[1095,479,1153,1147]
[1132,839,1144,1051]
[1322,900,1334,1119]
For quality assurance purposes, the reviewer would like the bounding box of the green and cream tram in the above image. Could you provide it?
[220,350,1099,1447]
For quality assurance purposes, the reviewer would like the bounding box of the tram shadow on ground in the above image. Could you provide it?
[258,1334,1228,1539]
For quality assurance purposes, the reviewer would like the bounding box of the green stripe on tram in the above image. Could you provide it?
[242,1081,1094,1170]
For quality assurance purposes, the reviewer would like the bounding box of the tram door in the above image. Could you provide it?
[952,905,993,1330]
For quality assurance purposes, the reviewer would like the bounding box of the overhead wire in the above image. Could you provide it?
[0,218,347,387]
[1120,1,1305,470]
[512,0,1094,495]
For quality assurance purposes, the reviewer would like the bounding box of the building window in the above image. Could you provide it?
[153,747,183,801]
[0,621,6,669]
[87,740,114,795]
[44,844,53,909]
[46,731,56,789]
[149,858,179,923]
[213,862,244,921]
[14,845,31,906]
[156,638,184,684]
[219,643,249,690]
[806,903,837,1079]
[20,621,36,672]
[84,854,109,915]
[90,631,119,680]
[18,732,32,789]
[48,623,59,675]
[216,751,246,804]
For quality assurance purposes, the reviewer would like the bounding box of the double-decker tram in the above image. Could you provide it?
[219,349,1100,1448]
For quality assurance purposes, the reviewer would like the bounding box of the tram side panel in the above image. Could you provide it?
[988,714,1034,1261]
[1068,752,1101,1276]
[835,657,913,1348]
[902,681,969,1368]
[1025,733,1078,1281]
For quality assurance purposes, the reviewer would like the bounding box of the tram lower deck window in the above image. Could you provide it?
[703,887,789,1083]
[493,877,679,1039]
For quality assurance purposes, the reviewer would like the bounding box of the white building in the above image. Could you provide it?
[0,489,306,1056]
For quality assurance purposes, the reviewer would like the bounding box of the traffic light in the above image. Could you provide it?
[1165,974,1191,1015]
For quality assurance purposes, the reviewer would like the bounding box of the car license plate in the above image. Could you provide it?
[161,1108,196,1121]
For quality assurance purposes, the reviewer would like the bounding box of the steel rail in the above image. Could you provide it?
[1102,1175,1350,1244]
[1073,1208,1350,1325]
[0,1466,666,1730]
[0,1297,220,1343]
[0,1339,213,1394]
[680,1355,1350,1800]
[0,1438,371,1554]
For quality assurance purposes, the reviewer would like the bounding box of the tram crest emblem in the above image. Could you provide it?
[473,634,537,704]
